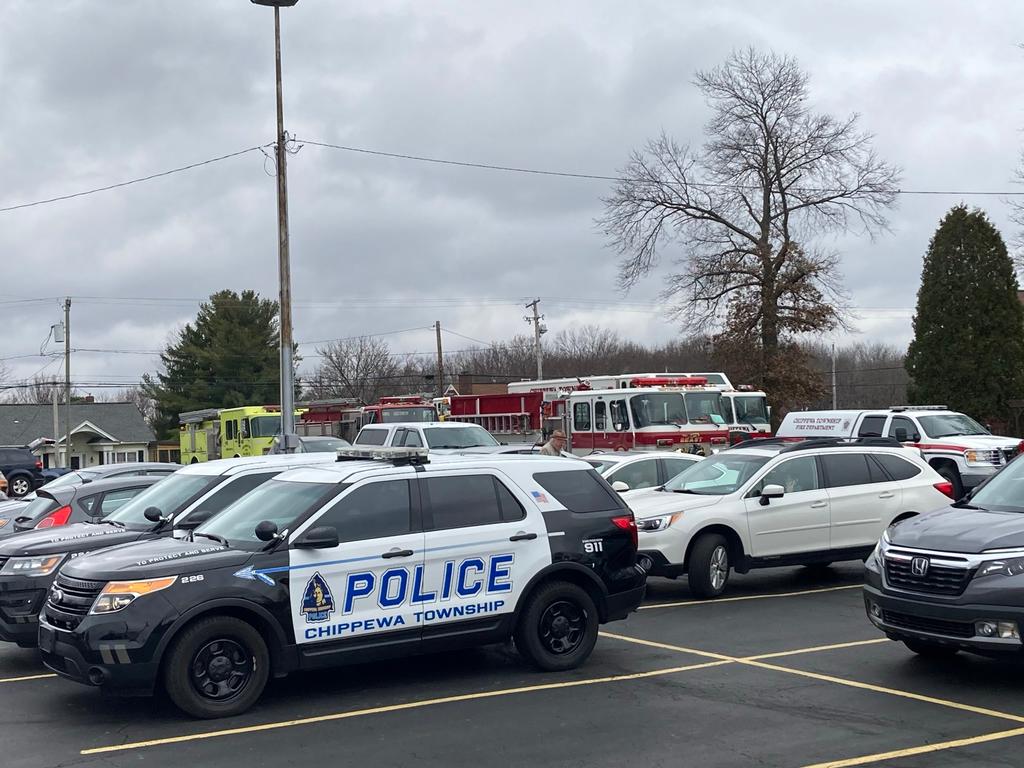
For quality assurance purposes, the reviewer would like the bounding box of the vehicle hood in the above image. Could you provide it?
[924,435,1020,450]
[63,535,251,581]
[0,522,144,557]
[888,506,1024,553]
[624,488,725,519]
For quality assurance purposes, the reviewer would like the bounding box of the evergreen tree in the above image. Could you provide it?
[142,290,281,437]
[905,206,1024,423]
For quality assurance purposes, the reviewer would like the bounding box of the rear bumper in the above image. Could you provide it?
[603,583,645,622]
[863,584,1024,654]
[38,617,158,694]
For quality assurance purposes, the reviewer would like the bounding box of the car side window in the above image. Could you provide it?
[857,416,887,438]
[99,487,144,515]
[609,400,628,432]
[609,459,659,490]
[758,457,820,494]
[873,453,922,481]
[821,454,874,488]
[424,475,506,529]
[661,458,695,483]
[573,402,591,432]
[355,429,387,446]
[315,480,412,541]
[402,430,423,448]
[887,417,920,442]
[79,493,100,515]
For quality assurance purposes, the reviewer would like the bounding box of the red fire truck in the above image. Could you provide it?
[438,377,730,454]
[507,371,771,439]
[296,396,438,443]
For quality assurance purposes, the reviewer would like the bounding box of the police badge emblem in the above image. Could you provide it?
[301,571,335,623]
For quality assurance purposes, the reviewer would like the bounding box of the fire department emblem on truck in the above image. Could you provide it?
[302,572,335,623]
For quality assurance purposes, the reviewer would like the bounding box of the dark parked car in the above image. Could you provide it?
[0,446,44,498]
[5,475,163,535]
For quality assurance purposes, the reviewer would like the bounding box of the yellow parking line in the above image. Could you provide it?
[80,659,731,755]
[746,639,889,661]
[0,672,56,684]
[640,584,860,610]
[600,631,1024,724]
[800,726,1024,768]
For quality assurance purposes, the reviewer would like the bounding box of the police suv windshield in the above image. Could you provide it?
[963,457,1024,512]
[423,425,499,449]
[664,453,770,495]
[195,479,336,548]
[104,474,220,529]
[918,414,989,438]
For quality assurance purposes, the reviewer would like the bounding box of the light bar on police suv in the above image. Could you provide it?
[336,446,430,464]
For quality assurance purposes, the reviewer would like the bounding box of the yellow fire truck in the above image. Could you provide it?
[179,405,298,463]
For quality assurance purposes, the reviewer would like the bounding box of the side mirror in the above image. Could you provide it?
[254,520,279,542]
[611,481,630,493]
[759,484,785,506]
[176,509,214,530]
[293,525,340,549]
[144,506,166,523]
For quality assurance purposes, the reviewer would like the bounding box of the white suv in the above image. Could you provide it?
[354,422,503,453]
[626,438,954,598]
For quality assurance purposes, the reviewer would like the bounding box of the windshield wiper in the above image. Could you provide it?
[193,532,229,546]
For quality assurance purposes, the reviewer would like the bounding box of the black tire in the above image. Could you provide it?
[163,616,269,719]
[687,533,730,598]
[8,474,32,498]
[936,465,964,500]
[903,638,959,659]
[514,581,599,672]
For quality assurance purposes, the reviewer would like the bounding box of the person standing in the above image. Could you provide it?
[540,430,567,456]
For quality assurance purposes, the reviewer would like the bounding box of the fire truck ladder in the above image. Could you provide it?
[449,412,532,435]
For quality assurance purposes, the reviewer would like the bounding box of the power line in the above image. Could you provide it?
[301,138,1024,197]
[0,144,273,214]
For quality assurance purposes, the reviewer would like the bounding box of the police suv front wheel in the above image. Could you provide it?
[514,582,598,672]
[163,616,270,718]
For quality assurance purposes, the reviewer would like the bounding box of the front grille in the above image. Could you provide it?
[44,574,105,631]
[884,555,973,596]
[1003,448,1019,464]
[883,609,974,639]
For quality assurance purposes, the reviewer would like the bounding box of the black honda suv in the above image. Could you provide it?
[0,446,44,498]
[865,454,1024,658]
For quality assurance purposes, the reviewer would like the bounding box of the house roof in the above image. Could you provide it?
[0,402,155,447]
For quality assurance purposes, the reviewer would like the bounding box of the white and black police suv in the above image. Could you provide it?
[39,447,645,718]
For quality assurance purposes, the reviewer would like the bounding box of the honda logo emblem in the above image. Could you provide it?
[911,557,930,577]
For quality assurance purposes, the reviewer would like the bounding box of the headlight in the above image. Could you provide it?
[965,450,999,466]
[90,576,177,614]
[1,555,65,577]
[636,513,682,532]
[977,558,1024,579]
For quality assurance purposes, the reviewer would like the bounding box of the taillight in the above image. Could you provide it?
[34,460,42,470]
[933,481,956,499]
[612,513,638,550]
[36,505,72,529]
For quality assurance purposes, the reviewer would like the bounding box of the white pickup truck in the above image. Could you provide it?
[776,406,1021,497]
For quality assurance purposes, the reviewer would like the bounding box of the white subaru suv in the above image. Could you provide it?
[626,438,955,598]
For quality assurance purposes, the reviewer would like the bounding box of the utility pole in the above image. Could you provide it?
[434,321,444,397]
[524,299,545,380]
[64,297,71,468]
[253,0,298,449]
[51,382,59,470]
[831,343,837,410]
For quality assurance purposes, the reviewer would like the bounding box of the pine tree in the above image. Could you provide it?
[905,206,1024,423]
[142,290,281,437]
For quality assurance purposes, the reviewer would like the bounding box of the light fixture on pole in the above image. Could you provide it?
[251,0,299,449]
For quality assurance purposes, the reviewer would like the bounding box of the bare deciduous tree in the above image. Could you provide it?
[600,48,900,394]
[306,336,405,405]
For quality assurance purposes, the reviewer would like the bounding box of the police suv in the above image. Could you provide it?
[0,454,336,647]
[39,447,645,718]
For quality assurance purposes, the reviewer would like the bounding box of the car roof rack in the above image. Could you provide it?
[336,446,430,466]
[778,437,905,453]
[889,405,948,412]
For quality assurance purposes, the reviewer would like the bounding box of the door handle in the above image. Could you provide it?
[381,548,414,559]
[810,501,828,509]
[509,532,538,542]
[878,492,895,499]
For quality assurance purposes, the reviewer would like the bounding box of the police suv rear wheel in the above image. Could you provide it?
[163,616,269,718]
[514,582,598,671]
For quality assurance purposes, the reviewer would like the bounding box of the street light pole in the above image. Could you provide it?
[253,0,298,447]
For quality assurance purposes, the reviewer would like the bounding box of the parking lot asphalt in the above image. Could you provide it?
[5,563,1024,768]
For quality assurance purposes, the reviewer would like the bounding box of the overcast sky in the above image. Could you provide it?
[2,0,1023,395]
